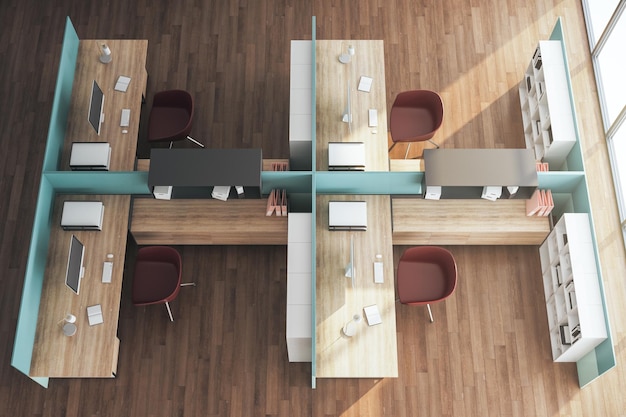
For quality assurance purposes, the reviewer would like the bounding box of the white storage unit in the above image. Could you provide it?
[286,213,312,362]
[289,41,313,171]
[539,213,607,362]
[518,41,576,169]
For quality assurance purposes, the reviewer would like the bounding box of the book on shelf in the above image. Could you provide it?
[560,325,571,345]
[266,189,288,217]
[526,189,554,216]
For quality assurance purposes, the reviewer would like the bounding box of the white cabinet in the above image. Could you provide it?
[519,41,576,169]
[286,213,312,362]
[539,213,607,362]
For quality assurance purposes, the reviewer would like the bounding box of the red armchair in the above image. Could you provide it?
[132,246,195,321]
[147,90,204,148]
[396,246,457,322]
[389,90,444,158]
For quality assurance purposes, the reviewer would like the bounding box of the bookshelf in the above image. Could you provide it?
[519,41,576,170]
[539,213,607,362]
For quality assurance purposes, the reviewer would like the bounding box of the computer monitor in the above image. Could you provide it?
[65,235,85,295]
[88,80,105,134]
[344,235,355,288]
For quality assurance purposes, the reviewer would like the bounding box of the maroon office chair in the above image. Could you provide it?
[388,90,444,158]
[132,246,195,322]
[147,90,204,148]
[396,246,457,322]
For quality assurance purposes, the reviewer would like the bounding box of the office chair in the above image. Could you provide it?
[396,246,457,322]
[132,246,195,322]
[147,90,204,148]
[388,90,444,159]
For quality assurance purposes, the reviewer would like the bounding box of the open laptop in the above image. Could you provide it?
[328,201,367,231]
[328,142,365,171]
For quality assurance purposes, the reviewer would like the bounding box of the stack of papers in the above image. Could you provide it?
[363,304,382,326]
[114,76,131,92]
[211,186,231,201]
[481,186,502,201]
[87,304,104,326]
[358,76,373,92]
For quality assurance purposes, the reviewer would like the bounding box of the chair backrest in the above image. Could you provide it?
[390,90,444,143]
[400,246,457,301]
[136,246,182,302]
[149,90,194,141]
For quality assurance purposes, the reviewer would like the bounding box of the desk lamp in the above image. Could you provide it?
[59,314,77,337]
[99,43,112,64]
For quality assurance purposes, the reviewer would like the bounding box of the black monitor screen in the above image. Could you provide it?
[65,235,85,295]
[88,80,104,134]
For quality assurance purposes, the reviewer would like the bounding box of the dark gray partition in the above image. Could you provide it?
[148,148,263,198]
[424,148,538,199]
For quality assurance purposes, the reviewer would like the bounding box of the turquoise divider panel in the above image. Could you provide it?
[260,171,313,194]
[550,18,585,173]
[315,171,423,195]
[537,171,585,193]
[11,177,55,388]
[549,18,615,387]
[45,171,151,195]
[310,15,317,390]
[43,17,79,173]
[11,17,80,388]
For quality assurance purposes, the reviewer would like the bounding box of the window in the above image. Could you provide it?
[581,0,626,245]
[584,0,620,47]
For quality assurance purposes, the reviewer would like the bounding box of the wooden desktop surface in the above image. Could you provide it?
[392,198,551,245]
[30,194,130,377]
[315,40,388,171]
[130,198,288,245]
[315,195,398,378]
[60,39,148,171]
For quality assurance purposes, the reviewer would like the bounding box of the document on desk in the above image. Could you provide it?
[87,304,104,326]
[363,304,382,326]
[114,75,131,92]
[358,76,373,92]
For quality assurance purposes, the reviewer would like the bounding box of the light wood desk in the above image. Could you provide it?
[60,39,148,171]
[391,198,551,245]
[315,195,398,377]
[30,194,130,377]
[30,39,147,378]
[315,40,388,171]
[314,40,398,378]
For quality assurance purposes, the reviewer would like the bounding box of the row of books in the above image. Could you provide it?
[266,189,287,216]
[536,161,549,171]
[526,189,554,216]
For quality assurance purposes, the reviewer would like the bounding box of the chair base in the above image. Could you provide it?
[165,282,196,322]
[427,304,434,323]
[169,136,205,149]
[388,139,440,159]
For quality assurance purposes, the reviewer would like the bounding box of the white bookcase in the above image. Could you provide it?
[286,213,312,362]
[539,213,607,362]
[518,41,576,169]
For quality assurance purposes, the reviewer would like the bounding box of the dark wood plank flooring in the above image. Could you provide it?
[1,0,624,416]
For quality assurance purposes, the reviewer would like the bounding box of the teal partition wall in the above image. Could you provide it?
[11,18,153,388]
[547,18,615,387]
[45,171,151,195]
[309,16,317,390]
[11,17,79,388]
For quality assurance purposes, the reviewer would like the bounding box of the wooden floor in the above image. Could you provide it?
[1,0,626,416]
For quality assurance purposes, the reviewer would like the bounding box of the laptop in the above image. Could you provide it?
[328,201,367,231]
[328,142,365,171]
